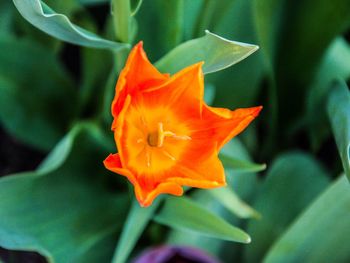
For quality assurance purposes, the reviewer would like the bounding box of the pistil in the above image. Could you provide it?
[147,122,191,147]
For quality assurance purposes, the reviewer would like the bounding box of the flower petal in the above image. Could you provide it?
[103,153,137,185]
[104,153,183,207]
[142,62,204,119]
[189,105,262,150]
[134,181,184,207]
[167,146,226,188]
[111,42,169,128]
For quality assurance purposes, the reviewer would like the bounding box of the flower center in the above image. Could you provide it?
[146,122,191,147]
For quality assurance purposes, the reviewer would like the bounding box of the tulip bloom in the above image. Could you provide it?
[104,42,262,207]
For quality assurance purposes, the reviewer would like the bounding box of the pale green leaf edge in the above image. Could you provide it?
[264,175,350,262]
[327,80,350,181]
[12,0,129,51]
[209,188,261,219]
[220,153,266,173]
[154,196,251,244]
[155,30,259,74]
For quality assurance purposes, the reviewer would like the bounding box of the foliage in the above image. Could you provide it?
[0,0,349,262]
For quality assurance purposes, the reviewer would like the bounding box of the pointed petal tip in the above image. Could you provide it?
[252,106,263,117]
[103,153,121,170]
[103,153,113,167]
[135,41,144,50]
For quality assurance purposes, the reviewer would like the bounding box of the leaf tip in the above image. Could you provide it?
[245,235,252,244]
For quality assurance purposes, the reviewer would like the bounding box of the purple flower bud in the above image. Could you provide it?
[133,245,220,263]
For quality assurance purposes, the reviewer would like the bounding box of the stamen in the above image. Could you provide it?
[172,135,192,141]
[146,122,191,147]
[162,149,176,161]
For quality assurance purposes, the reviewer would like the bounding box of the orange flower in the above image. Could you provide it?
[104,42,262,207]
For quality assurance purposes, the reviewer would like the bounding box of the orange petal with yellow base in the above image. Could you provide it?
[104,42,262,207]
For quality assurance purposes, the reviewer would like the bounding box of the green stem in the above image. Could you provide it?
[112,0,131,43]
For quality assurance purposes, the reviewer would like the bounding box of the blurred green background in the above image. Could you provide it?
[0,0,350,262]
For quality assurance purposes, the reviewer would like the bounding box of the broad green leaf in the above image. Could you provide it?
[244,152,330,262]
[276,0,350,85]
[252,0,283,68]
[0,35,76,151]
[192,0,236,38]
[134,0,183,60]
[154,0,184,51]
[209,188,261,219]
[220,153,266,173]
[254,0,350,128]
[13,0,129,51]
[0,122,129,263]
[191,0,217,38]
[182,0,202,40]
[307,38,350,150]
[167,190,235,260]
[327,80,350,181]
[155,30,258,75]
[264,175,350,263]
[154,196,251,243]
[111,200,160,263]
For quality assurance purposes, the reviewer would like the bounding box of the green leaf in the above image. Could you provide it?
[252,0,282,68]
[220,139,260,195]
[264,175,350,263]
[307,38,350,150]
[254,0,350,128]
[166,190,235,260]
[13,0,129,51]
[155,0,183,52]
[155,30,258,74]
[134,0,183,60]
[182,0,202,40]
[244,152,330,262]
[0,122,129,263]
[154,196,251,243]
[209,188,261,219]
[0,35,77,151]
[327,80,350,181]
[220,153,266,173]
[277,0,350,84]
[111,199,160,263]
